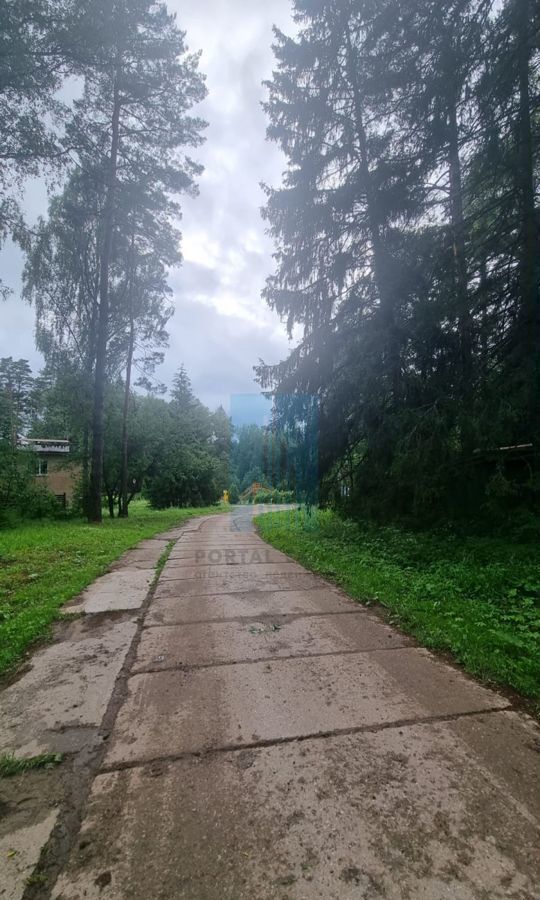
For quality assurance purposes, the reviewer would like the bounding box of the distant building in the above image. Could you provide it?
[19,437,81,506]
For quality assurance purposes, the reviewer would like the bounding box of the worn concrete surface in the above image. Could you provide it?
[53,714,540,900]
[1,808,59,900]
[104,646,509,765]
[4,508,540,899]
[146,587,357,625]
[166,545,291,565]
[132,612,413,671]
[0,523,171,900]
[154,571,322,597]
[159,560,307,580]
[0,617,137,758]
[65,569,153,613]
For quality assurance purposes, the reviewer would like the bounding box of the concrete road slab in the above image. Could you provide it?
[105,648,507,765]
[157,528,196,540]
[133,613,413,672]
[66,569,152,613]
[52,714,540,900]
[166,547,292,565]
[135,538,170,552]
[153,571,323,598]
[108,548,164,570]
[1,809,59,900]
[0,618,137,757]
[8,509,536,899]
[175,537,263,548]
[159,561,306,580]
[145,588,360,625]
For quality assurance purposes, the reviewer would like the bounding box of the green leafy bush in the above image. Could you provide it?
[252,488,294,504]
[0,446,65,526]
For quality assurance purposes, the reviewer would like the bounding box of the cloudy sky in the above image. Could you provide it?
[0,0,297,416]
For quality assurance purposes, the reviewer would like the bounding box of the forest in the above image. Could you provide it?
[1,0,209,522]
[0,0,538,751]
[257,0,539,528]
[0,354,301,521]
[0,0,538,532]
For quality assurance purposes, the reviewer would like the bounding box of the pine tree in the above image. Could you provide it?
[30,0,206,522]
[0,0,74,296]
[0,358,34,447]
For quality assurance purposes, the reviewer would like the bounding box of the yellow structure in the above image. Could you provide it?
[239,482,271,502]
[222,489,230,503]
[20,438,81,506]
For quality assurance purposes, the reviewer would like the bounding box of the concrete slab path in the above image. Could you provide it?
[2,508,540,899]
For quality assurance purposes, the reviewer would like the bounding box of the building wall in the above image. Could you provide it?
[35,457,81,504]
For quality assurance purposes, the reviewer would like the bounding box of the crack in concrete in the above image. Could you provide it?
[98,705,511,775]
[22,525,186,900]
[24,510,531,900]
[142,608,369,628]
[156,572,318,584]
[131,644,414,675]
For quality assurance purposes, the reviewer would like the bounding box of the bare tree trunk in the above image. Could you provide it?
[81,425,89,514]
[83,280,99,517]
[118,316,134,518]
[88,72,121,523]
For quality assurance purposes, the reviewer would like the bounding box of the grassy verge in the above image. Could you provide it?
[0,501,221,675]
[0,752,63,778]
[256,508,540,700]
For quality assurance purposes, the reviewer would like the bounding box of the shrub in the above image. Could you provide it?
[0,445,64,526]
[253,488,295,504]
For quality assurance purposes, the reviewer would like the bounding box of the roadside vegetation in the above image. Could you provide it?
[0,501,220,675]
[0,752,63,778]
[256,509,540,701]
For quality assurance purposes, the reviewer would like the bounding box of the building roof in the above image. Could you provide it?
[18,437,71,454]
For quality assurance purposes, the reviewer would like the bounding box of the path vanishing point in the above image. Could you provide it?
[1,506,539,899]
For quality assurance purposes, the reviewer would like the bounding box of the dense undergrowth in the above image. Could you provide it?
[256,508,540,701]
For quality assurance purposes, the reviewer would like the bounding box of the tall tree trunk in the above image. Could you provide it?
[516,0,539,441]
[81,424,89,515]
[83,277,99,517]
[118,316,134,518]
[88,72,121,523]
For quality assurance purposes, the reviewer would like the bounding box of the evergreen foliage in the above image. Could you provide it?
[258,0,540,523]
[19,0,207,521]
[0,360,227,520]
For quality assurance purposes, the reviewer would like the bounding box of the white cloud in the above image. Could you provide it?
[0,0,297,412]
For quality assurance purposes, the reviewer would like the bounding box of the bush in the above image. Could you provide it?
[0,446,64,526]
[145,446,222,509]
[253,488,294,504]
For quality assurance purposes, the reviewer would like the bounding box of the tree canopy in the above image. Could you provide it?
[258,0,539,522]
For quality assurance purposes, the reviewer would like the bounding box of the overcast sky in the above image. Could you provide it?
[0,0,297,417]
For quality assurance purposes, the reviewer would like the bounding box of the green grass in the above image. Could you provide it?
[0,751,63,778]
[154,540,175,583]
[256,508,540,700]
[0,501,221,674]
